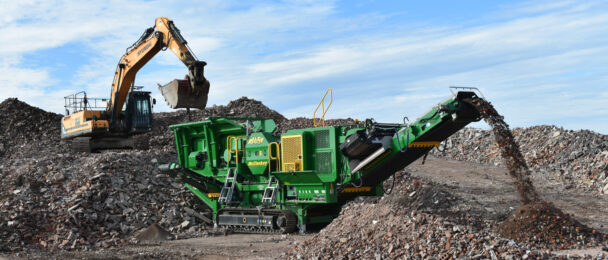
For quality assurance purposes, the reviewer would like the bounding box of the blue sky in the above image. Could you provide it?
[1,0,607,133]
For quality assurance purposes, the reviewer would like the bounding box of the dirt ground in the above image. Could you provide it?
[2,156,606,259]
[409,156,608,233]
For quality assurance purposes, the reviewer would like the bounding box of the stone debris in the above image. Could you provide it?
[497,200,605,249]
[289,99,607,259]
[469,99,605,250]
[134,223,174,242]
[431,126,608,193]
[0,97,353,252]
[289,175,545,259]
[0,151,210,251]
[1,96,606,258]
[289,174,607,259]
[0,98,68,159]
[471,99,539,203]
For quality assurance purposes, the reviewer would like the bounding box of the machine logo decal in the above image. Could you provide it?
[247,161,267,166]
[137,42,152,56]
[247,136,264,144]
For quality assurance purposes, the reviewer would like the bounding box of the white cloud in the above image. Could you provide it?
[0,0,607,134]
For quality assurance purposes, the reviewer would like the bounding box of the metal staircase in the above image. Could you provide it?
[261,176,279,206]
[218,168,238,205]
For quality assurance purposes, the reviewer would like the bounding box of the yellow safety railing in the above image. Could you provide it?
[313,88,333,127]
[267,142,281,172]
[226,135,246,163]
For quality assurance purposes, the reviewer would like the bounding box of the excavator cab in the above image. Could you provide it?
[122,91,153,134]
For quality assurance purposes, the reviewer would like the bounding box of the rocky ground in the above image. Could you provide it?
[0,97,607,259]
[0,97,354,254]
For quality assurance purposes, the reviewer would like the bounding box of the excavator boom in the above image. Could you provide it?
[108,17,209,118]
[61,17,209,152]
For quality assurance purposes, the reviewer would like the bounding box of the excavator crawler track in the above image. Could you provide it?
[72,137,92,153]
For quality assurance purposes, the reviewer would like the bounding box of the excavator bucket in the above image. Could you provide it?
[159,77,209,109]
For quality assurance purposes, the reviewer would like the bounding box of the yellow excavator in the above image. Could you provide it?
[61,17,210,152]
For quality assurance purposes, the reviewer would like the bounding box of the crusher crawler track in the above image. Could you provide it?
[217,208,298,234]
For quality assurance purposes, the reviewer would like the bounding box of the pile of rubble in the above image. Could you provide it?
[0,150,214,251]
[0,98,67,159]
[497,200,605,249]
[289,99,606,259]
[290,175,548,259]
[1,95,606,257]
[290,174,606,259]
[431,126,608,193]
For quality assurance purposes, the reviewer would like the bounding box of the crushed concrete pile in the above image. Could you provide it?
[290,174,606,259]
[0,150,210,252]
[1,95,605,257]
[0,98,68,159]
[497,200,605,249]
[431,126,608,193]
[382,171,457,211]
[290,175,549,259]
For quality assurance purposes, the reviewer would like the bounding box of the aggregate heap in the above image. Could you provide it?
[431,126,608,193]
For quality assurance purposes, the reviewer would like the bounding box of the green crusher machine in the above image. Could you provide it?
[161,88,484,233]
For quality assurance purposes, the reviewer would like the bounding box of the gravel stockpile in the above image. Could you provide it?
[289,99,606,258]
[497,200,605,249]
[290,174,607,259]
[0,98,68,159]
[431,126,608,193]
[289,175,549,259]
[0,150,213,251]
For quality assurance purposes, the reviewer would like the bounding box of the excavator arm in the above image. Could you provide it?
[107,17,210,120]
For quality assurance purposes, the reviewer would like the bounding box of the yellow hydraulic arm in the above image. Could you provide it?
[107,17,209,120]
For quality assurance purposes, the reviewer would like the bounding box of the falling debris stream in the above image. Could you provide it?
[470,98,540,204]
[470,98,604,246]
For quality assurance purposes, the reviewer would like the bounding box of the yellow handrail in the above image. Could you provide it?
[226,135,246,163]
[267,142,281,172]
[313,88,333,127]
